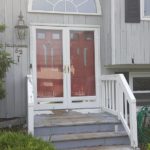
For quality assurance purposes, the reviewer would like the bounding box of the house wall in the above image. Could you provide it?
[0,0,102,118]
[101,0,150,107]
[106,0,150,65]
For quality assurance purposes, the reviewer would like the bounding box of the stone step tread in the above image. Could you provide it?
[35,113,120,128]
[67,145,132,150]
[51,131,128,142]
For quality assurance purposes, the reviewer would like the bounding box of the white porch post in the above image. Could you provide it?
[28,103,34,135]
[27,75,34,135]
[130,102,138,148]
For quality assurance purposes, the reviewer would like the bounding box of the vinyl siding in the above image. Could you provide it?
[111,0,150,65]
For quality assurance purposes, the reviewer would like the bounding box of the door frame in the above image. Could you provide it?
[30,25,101,110]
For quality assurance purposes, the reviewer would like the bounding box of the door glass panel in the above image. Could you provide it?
[70,31,96,96]
[36,29,63,98]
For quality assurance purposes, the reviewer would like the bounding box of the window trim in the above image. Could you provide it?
[140,0,150,20]
[28,0,101,16]
[129,72,150,94]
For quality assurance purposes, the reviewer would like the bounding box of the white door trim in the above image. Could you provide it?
[30,26,101,109]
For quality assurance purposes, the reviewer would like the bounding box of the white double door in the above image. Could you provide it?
[31,26,100,109]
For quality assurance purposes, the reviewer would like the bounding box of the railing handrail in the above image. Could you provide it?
[117,74,136,103]
[101,74,138,148]
[101,74,136,104]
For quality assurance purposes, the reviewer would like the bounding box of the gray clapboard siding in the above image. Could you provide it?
[110,0,150,65]
[100,0,112,70]
[0,0,6,118]
[0,0,101,118]
[5,48,15,118]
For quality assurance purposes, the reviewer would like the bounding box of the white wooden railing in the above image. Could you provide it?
[101,74,138,148]
[27,75,34,135]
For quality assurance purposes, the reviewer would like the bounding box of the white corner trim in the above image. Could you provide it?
[28,0,32,12]
[96,0,102,15]
[111,0,116,64]
[30,23,100,28]
[140,0,144,20]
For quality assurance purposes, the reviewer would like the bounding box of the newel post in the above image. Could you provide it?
[130,102,138,148]
[27,75,34,135]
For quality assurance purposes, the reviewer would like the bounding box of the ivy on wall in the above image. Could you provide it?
[0,24,5,32]
[0,24,14,99]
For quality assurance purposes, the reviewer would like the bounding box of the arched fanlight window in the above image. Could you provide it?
[28,0,101,15]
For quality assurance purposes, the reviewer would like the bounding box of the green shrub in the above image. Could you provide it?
[0,80,5,99]
[0,51,14,99]
[0,23,14,100]
[0,131,55,150]
[147,144,150,150]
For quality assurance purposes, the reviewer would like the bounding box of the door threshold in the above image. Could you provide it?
[71,108,102,114]
[34,108,102,115]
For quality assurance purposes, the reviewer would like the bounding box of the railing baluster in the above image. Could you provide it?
[101,81,105,109]
[106,81,108,109]
[120,88,124,118]
[114,80,117,111]
[125,98,128,125]
[112,80,115,111]
[104,81,106,108]
[108,81,111,109]
[116,81,120,117]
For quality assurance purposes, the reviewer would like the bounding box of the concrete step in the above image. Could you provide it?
[67,145,132,150]
[34,112,125,136]
[50,131,130,150]
[34,112,120,128]
[34,112,130,150]
[35,122,124,136]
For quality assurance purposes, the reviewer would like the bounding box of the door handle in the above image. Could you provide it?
[63,65,71,74]
[63,65,67,73]
[67,66,70,73]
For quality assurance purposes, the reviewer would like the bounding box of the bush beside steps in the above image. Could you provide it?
[0,131,55,150]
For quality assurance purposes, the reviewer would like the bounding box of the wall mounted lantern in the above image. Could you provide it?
[15,11,28,40]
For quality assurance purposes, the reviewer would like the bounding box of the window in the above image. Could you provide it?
[141,0,150,20]
[129,72,150,106]
[28,0,101,15]
[133,77,150,91]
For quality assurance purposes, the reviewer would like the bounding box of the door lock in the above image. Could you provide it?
[63,65,71,74]
[67,66,70,73]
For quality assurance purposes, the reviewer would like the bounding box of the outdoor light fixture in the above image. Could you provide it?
[15,11,28,40]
